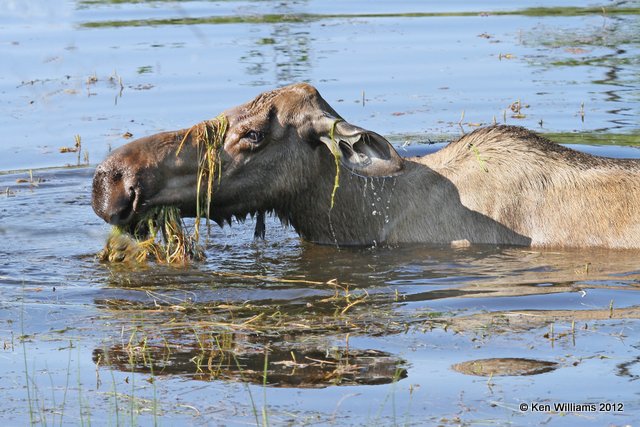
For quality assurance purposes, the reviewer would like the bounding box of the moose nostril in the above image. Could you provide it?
[110,199,133,225]
[109,213,122,225]
[106,187,137,225]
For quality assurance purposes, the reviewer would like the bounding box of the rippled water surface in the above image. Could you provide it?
[1,1,640,426]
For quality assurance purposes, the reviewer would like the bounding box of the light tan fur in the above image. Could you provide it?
[420,126,640,248]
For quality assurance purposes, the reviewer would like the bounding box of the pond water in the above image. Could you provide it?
[1,1,639,426]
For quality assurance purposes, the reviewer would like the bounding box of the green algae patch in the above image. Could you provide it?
[546,131,640,147]
[80,7,640,29]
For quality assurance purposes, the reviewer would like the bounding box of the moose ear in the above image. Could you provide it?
[318,119,404,177]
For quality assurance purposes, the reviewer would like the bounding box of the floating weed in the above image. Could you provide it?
[15,169,43,187]
[59,135,86,165]
[100,115,228,265]
[324,280,370,316]
[96,281,402,339]
[59,134,81,154]
[509,99,529,119]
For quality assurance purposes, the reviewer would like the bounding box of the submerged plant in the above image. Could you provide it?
[99,116,228,265]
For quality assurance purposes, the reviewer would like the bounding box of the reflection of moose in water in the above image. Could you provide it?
[92,335,406,388]
[91,289,408,388]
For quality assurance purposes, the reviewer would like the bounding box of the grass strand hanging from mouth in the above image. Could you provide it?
[178,114,228,242]
[329,119,344,210]
[100,115,228,265]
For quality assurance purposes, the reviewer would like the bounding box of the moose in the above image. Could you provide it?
[92,83,640,248]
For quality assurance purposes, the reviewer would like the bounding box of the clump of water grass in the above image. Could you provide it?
[99,115,228,265]
[99,206,204,264]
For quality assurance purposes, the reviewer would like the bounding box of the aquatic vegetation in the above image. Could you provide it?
[80,7,640,29]
[329,119,342,210]
[99,206,204,264]
[177,115,228,242]
[14,169,42,187]
[547,131,640,146]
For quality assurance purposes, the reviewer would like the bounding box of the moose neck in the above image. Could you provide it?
[278,160,442,246]
[278,158,533,247]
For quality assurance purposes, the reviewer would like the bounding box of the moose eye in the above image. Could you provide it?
[243,130,264,144]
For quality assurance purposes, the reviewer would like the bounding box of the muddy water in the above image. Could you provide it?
[2,1,640,426]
